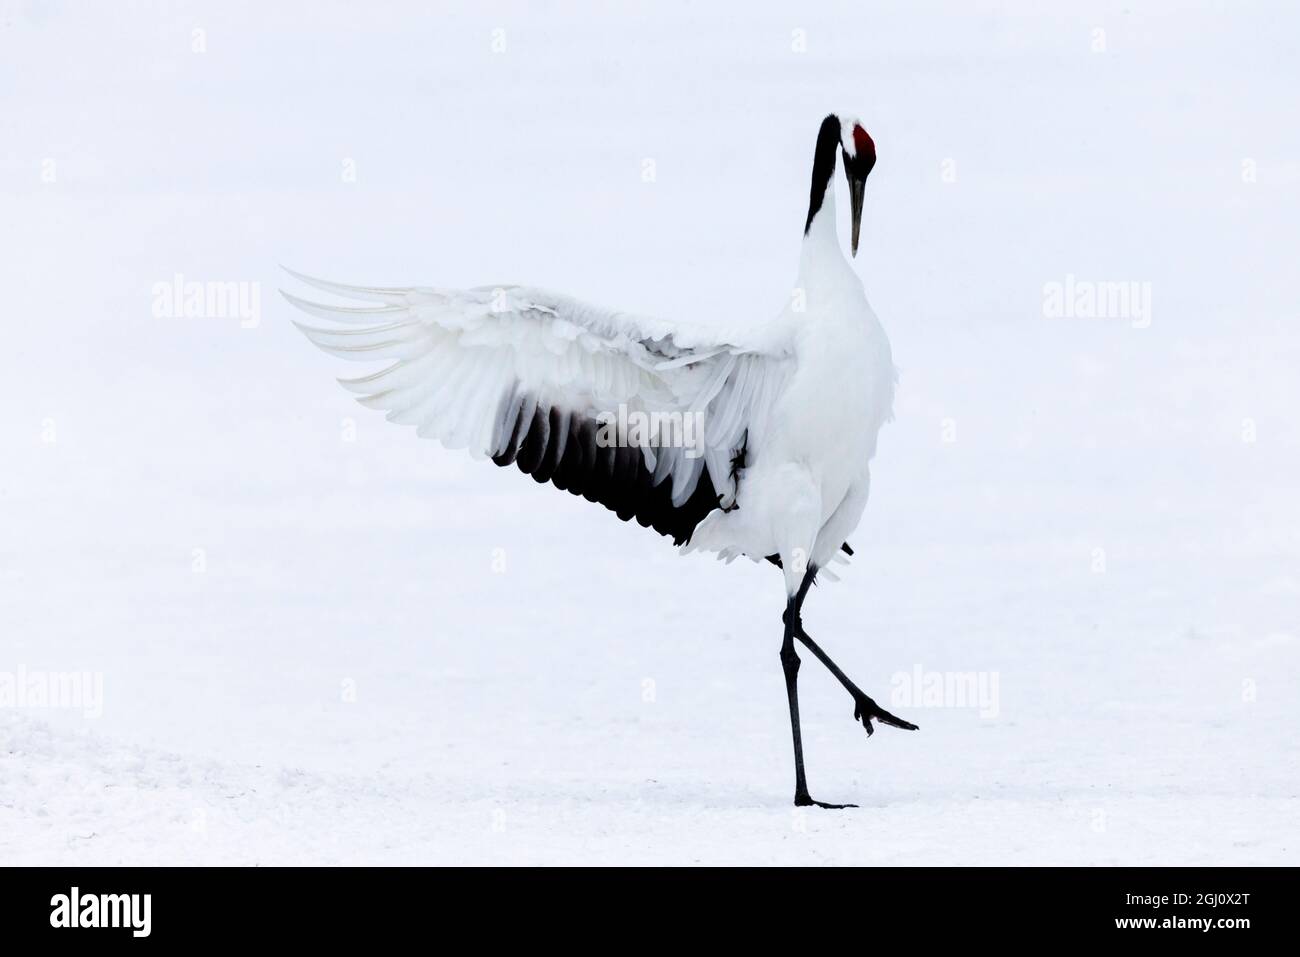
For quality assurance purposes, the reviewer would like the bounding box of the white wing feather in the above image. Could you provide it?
[284,270,793,509]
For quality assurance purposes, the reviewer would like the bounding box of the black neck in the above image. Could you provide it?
[804,114,841,235]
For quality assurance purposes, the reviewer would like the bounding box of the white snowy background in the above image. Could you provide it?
[2,0,1298,865]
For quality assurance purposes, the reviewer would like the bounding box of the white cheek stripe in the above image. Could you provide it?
[839,115,863,157]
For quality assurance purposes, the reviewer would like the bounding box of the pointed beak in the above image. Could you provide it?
[849,174,866,258]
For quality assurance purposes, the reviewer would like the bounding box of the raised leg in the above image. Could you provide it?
[795,626,918,734]
[784,569,918,735]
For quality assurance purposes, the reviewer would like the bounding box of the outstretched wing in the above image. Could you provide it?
[283,270,794,546]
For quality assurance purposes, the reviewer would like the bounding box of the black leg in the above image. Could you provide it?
[787,572,918,735]
[779,599,810,801]
[781,568,856,809]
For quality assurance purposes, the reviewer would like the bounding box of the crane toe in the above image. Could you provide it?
[794,793,859,810]
[853,694,920,735]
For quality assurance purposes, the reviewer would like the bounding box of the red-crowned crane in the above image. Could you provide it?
[285,114,916,807]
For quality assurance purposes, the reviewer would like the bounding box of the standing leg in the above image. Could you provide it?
[780,566,855,809]
[780,595,814,804]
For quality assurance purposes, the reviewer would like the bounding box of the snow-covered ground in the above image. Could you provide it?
[2,1,1297,865]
